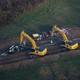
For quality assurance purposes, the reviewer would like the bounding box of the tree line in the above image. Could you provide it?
[0,0,45,25]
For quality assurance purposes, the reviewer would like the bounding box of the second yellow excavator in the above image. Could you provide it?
[20,31,47,56]
[51,25,78,50]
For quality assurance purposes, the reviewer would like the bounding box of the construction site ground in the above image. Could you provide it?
[0,27,80,70]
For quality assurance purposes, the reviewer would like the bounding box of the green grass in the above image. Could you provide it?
[0,53,80,80]
[0,0,80,39]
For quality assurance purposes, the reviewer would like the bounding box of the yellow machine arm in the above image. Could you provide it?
[51,25,69,42]
[51,25,78,49]
[20,31,47,56]
[20,31,37,49]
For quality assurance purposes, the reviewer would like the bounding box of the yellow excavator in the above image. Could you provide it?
[20,31,47,56]
[51,25,78,49]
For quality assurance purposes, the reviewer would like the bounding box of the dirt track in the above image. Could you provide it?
[0,27,80,70]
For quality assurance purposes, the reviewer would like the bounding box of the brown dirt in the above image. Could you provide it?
[0,50,80,71]
[0,27,80,70]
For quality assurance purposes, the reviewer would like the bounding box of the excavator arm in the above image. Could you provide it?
[51,25,78,49]
[20,31,37,49]
[51,25,69,42]
[20,31,47,56]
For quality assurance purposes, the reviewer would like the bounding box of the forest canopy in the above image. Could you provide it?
[0,0,45,25]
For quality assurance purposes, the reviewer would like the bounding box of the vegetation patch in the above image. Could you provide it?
[0,52,80,80]
[0,0,80,39]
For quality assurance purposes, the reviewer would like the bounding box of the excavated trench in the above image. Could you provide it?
[0,27,80,69]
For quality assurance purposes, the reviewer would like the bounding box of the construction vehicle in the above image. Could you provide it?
[51,25,78,49]
[1,43,34,56]
[31,33,41,41]
[31,32,49,41]
[1,31,47,56]
[1,44,21,56]
[20,31,47,56]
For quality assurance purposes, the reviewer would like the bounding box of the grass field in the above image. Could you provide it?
[0,52,80,80]
[0,0,80,39]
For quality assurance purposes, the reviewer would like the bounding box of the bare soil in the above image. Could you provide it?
[0,27,80,70]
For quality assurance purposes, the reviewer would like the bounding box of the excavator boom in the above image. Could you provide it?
[51,25,78,49]
[20,31,37,48]
[51,25,69,42]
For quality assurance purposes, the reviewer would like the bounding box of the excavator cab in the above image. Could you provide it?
[62,41,78,49]
[36,47,47,55]
[30,47,47,56]
[61,41,78,49]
